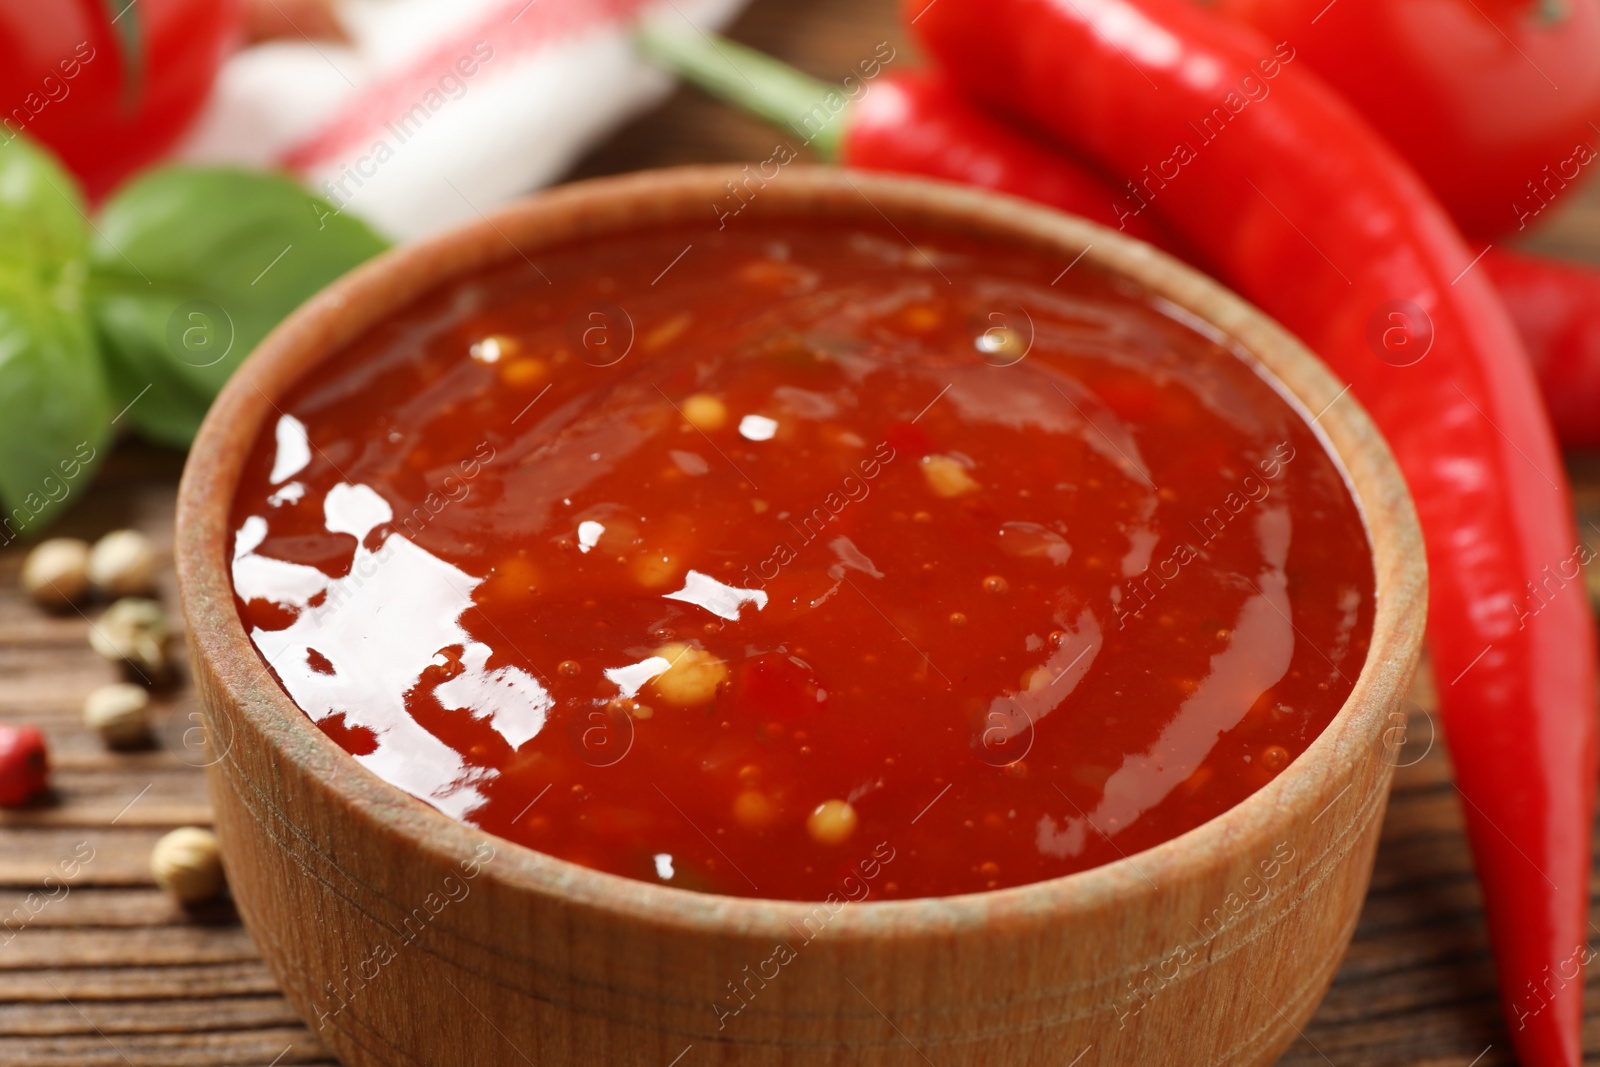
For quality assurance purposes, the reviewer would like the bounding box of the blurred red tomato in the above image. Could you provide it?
[0,0,242,198]
[1213,0,1600,239]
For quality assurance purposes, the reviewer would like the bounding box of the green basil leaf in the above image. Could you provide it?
[0,141,89,277]
[91,299,215,447]
[0,137,112,542]
[88,168,389,444]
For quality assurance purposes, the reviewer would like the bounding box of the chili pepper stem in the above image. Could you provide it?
[636,24,847,163]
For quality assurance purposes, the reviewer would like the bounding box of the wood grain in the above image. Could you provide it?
[0,0,1596,1062]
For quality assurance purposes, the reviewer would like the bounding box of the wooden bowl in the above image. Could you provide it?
[175,166,1426,1066]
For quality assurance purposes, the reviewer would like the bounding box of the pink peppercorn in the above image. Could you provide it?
[0,724,49,807]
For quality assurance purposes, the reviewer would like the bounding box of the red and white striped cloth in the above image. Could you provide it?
[177,0,745,239]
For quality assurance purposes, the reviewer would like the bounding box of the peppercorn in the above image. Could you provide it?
[89,598,172,678]
[20,538,91,608]
[0,724,50,807]
[150,827,225,904]
[83,683,151,749]
[87,530,157,597]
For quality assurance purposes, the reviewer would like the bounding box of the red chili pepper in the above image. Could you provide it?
[909,2,1596,1061]
[0,723,50,807]
[846,72,1181,248]
[1486,248,1600,448]
[1209,0,1600,240]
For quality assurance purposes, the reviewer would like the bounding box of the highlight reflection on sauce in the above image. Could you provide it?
[230,222,1373,900]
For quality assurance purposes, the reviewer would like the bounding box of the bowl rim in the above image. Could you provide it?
[176,164,1425,941]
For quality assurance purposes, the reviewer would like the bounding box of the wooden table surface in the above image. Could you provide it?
[3,0,1598,1063]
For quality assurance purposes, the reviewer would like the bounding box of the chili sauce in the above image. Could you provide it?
[229,220,1373,901]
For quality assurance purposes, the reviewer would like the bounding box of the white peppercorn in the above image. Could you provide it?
[88,530,157,597]
[150,827,225,904]
[82,683,151,749]
[89,598,172,678]
[20,538,91,608]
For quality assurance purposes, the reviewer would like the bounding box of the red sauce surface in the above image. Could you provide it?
[229,220,1373,901]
